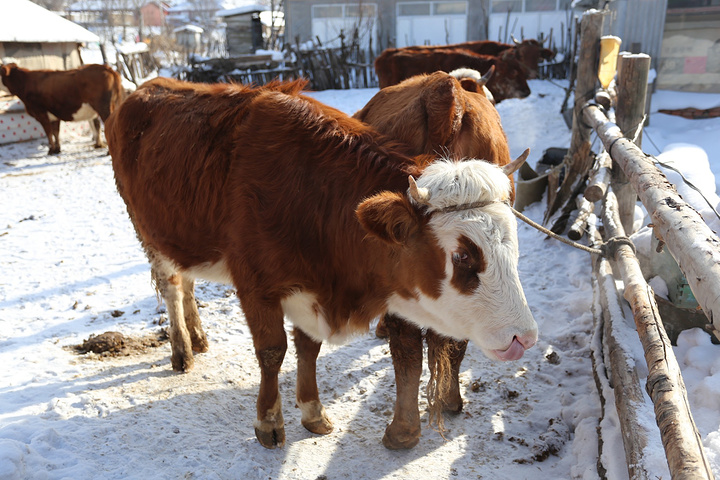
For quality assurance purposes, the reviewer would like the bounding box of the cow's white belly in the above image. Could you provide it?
[282,291,355,344]
[48,103,98,122]
[185,259,234,284]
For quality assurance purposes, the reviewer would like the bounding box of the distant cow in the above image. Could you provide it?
[353,70,518,448]
[0,63,123,154]
[107,77,537,449]
[374,48,531,102]
[398,37,555,79]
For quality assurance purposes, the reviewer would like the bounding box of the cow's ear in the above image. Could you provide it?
[356,192,420,245]
[423,75,461,147]
[459,78,480,93]
[0,65,9,77]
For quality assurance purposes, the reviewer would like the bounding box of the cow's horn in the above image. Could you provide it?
[479,65,495,85]
[502,148,530,175]
[511,34,521,45]
[408,176,431,205]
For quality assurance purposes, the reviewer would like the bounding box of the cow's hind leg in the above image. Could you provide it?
[89,117,106,148]
[383,313,423,450]
[426,330,467,415]
[293,327,333,435]
[150,255,195,372]
[181,277,208,353]
[243,298,287,448]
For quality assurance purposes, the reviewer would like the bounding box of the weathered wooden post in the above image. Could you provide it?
[614,53,651,234]
[546,9,604,223]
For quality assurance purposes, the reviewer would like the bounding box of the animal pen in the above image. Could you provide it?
[541,8,719,480]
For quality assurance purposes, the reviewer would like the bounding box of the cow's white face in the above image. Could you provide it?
[387,159,537,361]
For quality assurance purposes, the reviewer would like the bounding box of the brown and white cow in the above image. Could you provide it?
[374,48,531,102]
[353,70,517,448]
[0,63,123,154]
[106,77,537,449]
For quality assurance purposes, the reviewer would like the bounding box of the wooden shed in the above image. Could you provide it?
[1,0,98,145]
[1,0,99,71]
[217,5,266,56]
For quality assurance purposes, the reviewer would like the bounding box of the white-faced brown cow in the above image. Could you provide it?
[353,69,519,448]
[0,63,123,154]
[106,77,537,449]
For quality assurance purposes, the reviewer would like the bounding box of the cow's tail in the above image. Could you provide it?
[105,69,125,121]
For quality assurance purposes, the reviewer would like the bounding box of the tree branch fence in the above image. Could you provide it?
[547,8,719,479]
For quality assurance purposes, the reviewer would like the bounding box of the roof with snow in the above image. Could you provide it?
[1,0,99,43]
[216,4,267,17]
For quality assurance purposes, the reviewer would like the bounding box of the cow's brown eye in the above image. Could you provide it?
[451,236,486,294]
[452,251,471,267]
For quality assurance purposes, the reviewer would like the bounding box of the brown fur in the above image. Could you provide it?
[353,71,514,447]
[107,77,460,449]
[0,63,123,154]
[374,49,531,102]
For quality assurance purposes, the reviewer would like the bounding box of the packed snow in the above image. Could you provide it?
[1,78,719,479]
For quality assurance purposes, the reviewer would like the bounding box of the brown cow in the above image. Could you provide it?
[106,77,537,449]
[383,37,555,79]
[353,70,516,448]
[374,48,531,102]
[0,63,123,154]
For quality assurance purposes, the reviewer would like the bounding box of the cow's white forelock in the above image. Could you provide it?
[411,159,511,211]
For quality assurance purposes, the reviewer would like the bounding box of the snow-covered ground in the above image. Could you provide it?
[1,79,719,479]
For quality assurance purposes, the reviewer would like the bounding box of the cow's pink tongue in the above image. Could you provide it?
[493,337,526,361]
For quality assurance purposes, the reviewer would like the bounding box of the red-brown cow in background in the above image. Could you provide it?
[106,77,537,449]
[374,48,531,102]
[353,69,519,448]
[0,63,123,154]
[398,37,555,79]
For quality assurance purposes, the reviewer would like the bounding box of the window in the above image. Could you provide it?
[434,2,468,14]
[491,0,522,13]
[398,3,431,15]
[312,5,343,18]
[526,0,556,12]
[346,4,376,17]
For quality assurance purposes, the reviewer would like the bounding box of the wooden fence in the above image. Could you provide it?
[180,32,377,90]
[549,8,718,480]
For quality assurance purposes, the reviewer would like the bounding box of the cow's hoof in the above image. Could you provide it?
[255,425,286,449]
[302,416,333,435]
[171,352,194,372]
[442,396,464,414]
[191,337,209,353]
[382,423,421,450]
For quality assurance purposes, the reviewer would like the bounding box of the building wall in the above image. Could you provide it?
[604,0,668,69]
[0,42,83,72]
[141,3,166,27]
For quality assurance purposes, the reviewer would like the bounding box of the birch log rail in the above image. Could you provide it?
[583,102,720,342]
[601,192,714,479]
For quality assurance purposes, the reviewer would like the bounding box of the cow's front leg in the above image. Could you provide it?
[245,301,287,448]
[293,327,333,435]
[383,313,423,450]
[426,329,468,414]
[181,277,208,353]
[31,112,58,155]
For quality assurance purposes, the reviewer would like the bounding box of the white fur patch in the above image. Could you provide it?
[47,103,98,122]
[186,259,233,284]
[281,291,357,344]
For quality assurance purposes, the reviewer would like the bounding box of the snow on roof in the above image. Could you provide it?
[173,25,204,34]
[216,4,267,17]
[1,0,99,43]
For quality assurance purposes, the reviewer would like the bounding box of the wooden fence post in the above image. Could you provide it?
[545,9,604,223]
[614,53,651,235]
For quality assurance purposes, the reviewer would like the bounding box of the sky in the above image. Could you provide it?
[0,78,719,480]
